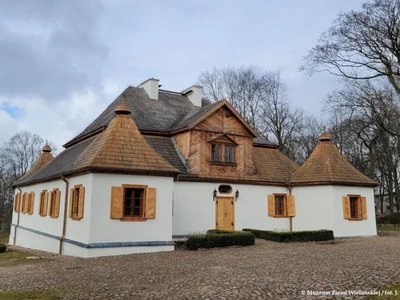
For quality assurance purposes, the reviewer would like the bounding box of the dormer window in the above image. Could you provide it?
[210,143,235,164]
[211,143,222,162]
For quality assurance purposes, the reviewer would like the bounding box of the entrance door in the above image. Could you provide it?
[215,197,235,230]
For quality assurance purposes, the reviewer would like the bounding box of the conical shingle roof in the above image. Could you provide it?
[17,144,54,183]
[290,133,378,187]
[73,102,179,175]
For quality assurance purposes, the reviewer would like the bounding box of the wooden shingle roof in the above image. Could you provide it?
[290,133,378,187]
[17,144,54,183]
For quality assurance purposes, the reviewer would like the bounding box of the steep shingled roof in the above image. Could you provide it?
[16,144,54,184]
[290,133,378,187]
[68,102,179,174]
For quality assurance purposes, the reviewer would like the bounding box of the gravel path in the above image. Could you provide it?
[0,232,399,299]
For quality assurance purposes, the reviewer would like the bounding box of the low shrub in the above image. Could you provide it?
[243,228,334,243]
[186,230,255,250]
[0,244,6,253]
[376,214,400,226]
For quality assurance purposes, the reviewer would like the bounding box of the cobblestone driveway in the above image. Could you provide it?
[1,232,399,299]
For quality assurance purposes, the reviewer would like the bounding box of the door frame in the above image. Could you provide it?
[215,196,235,230]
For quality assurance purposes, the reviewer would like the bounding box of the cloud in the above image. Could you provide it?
[0,0,108,101]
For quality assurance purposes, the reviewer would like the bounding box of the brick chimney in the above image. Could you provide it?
[138,78,160,100]
[182,85,203,107]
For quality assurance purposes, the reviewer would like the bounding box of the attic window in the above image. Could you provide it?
[210,143,235,164]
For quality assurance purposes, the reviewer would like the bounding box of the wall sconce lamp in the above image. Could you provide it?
[235,190,240,201]
[213,189,217,201]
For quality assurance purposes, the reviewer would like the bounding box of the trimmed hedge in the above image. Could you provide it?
[376,214,400,226]
[243,228,334,243]
[0,244,6,253]
[186,230,255,250]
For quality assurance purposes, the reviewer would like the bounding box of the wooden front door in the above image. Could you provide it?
[215,197,235,230]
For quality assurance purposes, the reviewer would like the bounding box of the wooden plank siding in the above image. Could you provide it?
[173,107,255,177]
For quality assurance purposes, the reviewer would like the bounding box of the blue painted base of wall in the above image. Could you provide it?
[11,224,174,249]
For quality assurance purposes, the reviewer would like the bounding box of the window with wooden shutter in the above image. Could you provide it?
[343,195,366,221]
[268,194,293,218]
[28,192,35,215]
[49,189,61,218]
[69,185,85,220]
[110,185,157,221]
[14,193,21,212]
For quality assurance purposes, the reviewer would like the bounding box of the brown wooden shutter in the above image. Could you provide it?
[69,188,74,218]
[22,193,27,214]
[146,188,156,219]
[14,193,21,212]
[267,194,275,216]
[342,196,350,219]
[287,195,295,217]
[44,191,49,216]
[28,192,35,215]
[77,186,85,219]
[53,190,61,218]
[361,196,367,219]
[110,186,123,219]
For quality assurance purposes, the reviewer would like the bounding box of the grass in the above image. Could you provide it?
[0,249,44,267]
[0,231,9,243]
[368,284,400,299]
[377,225,400,231]
[0,290,61,300]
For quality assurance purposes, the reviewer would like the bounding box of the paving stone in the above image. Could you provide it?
[0,233,399,299]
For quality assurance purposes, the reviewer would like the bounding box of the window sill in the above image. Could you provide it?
[121,217,146,222]
[71,217,82,221]
[348,218,363,221]
[210,161,237,166]
[272,215,288,218]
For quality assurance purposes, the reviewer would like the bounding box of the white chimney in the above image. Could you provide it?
[138,78,160,100]
[182,85,203,107]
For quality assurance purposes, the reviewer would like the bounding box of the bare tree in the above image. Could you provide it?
[0,132,56,232]
[260,71,305,158]
[301,0,400,95]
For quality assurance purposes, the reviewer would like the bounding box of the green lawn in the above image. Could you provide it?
[0,249,44,267]
[0,231,9,243]
[377,225,400,231]
[0,291,61,300]
[368,284,400,299]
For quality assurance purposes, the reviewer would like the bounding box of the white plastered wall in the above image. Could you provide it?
[332,186,377,237]
[89,174,174,244]
[173,182,291,235]
[291,186,335,232]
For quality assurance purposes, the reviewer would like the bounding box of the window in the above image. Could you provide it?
[268,194,295,218]
[111,185,156,221]
[218,185,232,194]
[225,145,235,163]
[275,195,285,216]
[124,188,144,217]
[39,190,49,217]
[350,197,359,219]
[342,195,367,220]
[49,189,61,218]
[211,143,222,162]
[69,185,85,220]
[210,143,236,164]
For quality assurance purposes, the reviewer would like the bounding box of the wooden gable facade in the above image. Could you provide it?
[173,105,256,177]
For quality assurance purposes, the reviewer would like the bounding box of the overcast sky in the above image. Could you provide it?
[0,0,366,150]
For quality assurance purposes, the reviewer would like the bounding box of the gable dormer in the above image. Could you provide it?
[173,101,256,177]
